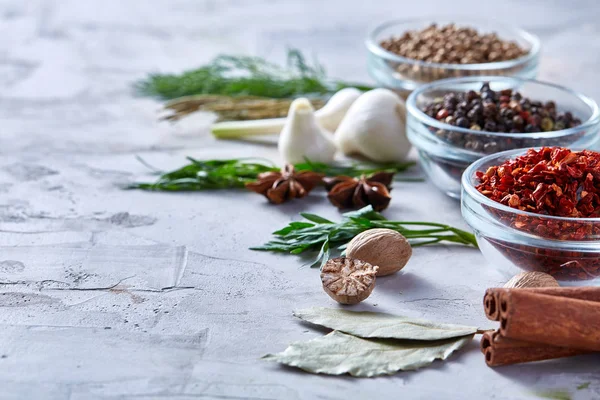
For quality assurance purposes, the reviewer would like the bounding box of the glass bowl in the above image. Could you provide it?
[462,148,600,286]
[366,18,540,97]
[406,76,600,199]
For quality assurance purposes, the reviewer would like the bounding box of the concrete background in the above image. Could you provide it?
[1,0,599,399]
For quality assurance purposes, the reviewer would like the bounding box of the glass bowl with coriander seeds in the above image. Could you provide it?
[406,76,600,199]
[366,19,540,96]
[462,147,600,286]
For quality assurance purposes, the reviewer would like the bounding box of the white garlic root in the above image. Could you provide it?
[335,88,412,162]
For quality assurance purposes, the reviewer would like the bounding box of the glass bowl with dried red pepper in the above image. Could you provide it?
[462,147,600,285]
[407,76,600,199]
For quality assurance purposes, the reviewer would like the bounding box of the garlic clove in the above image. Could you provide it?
[314,87,362,132]
[335,88,411,163]
[278,98,337,164]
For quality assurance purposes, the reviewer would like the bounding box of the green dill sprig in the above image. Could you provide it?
[135,49,374,100]
[128,157,420,191]
[251,206,478,267]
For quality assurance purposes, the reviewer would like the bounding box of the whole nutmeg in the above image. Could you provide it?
[345,228,412,276]
[320,257,378,305]
[503,271,560,289]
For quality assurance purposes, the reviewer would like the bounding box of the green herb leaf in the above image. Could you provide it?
[294,308,479,340]
[129,158,419,192]
[135,49,374,100]
[534,390,572,400]
[299,213,334,224]
[263,331,473,377]
[294,159,417,179]
[253,206,478,266]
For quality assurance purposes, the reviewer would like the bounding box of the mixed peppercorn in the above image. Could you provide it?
[475,147,600,280]
[424,83,584,154]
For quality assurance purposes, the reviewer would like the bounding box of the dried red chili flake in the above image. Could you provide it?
[476,147,600,281]
[476,147,600,217]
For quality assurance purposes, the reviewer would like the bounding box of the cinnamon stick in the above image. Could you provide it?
[484,287,600,321]
[498,290,600,351]
[480,330,590,367]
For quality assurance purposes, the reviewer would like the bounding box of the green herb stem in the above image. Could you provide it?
[211,118,287,139]
[129,158,420,191]
[252,206,478,267]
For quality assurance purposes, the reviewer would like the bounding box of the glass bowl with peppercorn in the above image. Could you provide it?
[366,19,540,96]
[406,76,600,198]
[462,147,600,285]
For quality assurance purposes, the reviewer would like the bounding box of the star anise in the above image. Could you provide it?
[324,172,394,211]
[245,164,324,204]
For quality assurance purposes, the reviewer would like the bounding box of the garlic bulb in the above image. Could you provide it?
[278,98,336,164]
[313,87,362,132]
[335,89,411,162]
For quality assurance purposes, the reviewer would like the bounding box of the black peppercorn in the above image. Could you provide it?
[467,108,479,120]
[422,83,583,153]
[483,103,496,118]
[564,112,573,122]
[454,110,466,119]
[483,121,497,131]
[456,117,469,128]
[481,90,496,101]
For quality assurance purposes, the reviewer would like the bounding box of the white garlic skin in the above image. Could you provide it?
[335,88,411,162]
[314,87,362,132]
[278,98,336,164]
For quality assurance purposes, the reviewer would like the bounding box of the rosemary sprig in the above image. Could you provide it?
[135,49,374,100]
[251,206,478,268]
[128,158,420,191]
[293,159,416,178]
[129,158,277,191]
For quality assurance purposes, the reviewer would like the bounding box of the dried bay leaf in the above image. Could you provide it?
[294,307,478,340]
[263,331,473,377]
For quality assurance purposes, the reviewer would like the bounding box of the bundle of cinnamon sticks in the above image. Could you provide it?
[481,286,600,367]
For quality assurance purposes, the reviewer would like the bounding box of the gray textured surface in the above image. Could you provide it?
[1,1,600,399]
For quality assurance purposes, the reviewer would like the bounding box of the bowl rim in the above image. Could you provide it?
[406,76,600,139]
[461,147,600,224]
[366,18,541,70]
